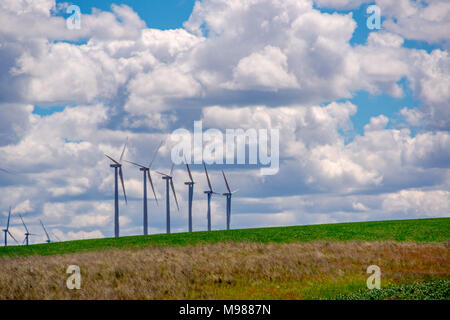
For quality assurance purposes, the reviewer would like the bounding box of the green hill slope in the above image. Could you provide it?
[1,217,449,258]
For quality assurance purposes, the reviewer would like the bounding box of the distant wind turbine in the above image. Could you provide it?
[51,231,62,242]
[19,214,36,245]
[0,168,11,174]
[39,219,51,243]
[156,164,179,234]
[105,138,128,238]
[222,171,238,230]
[203,162,219,231]
[125,141,162,235]
[184,158,194,232]
[2,207,18,246]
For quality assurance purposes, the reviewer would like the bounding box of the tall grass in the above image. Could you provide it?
[0,241,448,299]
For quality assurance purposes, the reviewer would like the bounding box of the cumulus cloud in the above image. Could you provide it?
[224,45,299,91]
[378,0,450,46]
[314,0,370,10]
[0,103,33,146]
[382,189,449,217]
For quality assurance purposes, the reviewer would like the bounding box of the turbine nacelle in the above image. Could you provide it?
[184,156,195,184]
[3,207,19,246]
[124,157,159,206]
[40,219,51,243]
[202,162,219,194]
[105,152,128,204]
[105,138,129,238]
[156,163,180,211]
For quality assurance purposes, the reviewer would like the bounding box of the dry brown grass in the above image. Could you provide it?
[0,241,448,299]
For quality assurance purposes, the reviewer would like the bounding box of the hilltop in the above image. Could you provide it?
[1,217,448,258]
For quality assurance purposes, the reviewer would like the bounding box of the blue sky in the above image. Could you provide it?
[59,0,197,29]
[1,0,449,243]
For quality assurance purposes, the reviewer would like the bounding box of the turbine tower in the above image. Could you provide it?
[184,159,194,232]
[156,164,179,234]
[40,219,51,243]
[19,214,36,246]
[203,162,218,231]
[105,138,128,238]
[2,207,18,246]
[222,170,237,230]
[124,141,162,235]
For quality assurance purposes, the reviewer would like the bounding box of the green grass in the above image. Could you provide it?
[335,279,450,300]
[1,217,449,258]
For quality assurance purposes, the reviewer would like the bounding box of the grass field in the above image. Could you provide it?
[0,218,448,300]
[0,217,449,258]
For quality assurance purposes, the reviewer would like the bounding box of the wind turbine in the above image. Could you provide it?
[203,162,219,231]
[156,164,179,234]
[124,141,162,235]
[222,171,237,230]
[2,207,18,246]
[184,158,194,232]
[0,168,11,174]
[51,231,62,242]
[40,219,51,243]
[105,138,128,238]
[19,214,36,246]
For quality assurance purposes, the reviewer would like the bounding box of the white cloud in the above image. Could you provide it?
[65,229,104,241]
[378,0,450,46]
[382,189,449,217]
[314,0,370,10]
[364,115,389,132]
[0,103,33,146]
[225,45,299,91]
[14,199,33,214]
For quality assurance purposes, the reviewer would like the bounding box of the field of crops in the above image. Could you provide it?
[0,218,448,300]
[0,217,448,258]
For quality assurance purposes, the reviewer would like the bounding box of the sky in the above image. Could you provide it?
[0,0,449,244]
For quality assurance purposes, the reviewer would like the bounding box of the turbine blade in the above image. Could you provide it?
[124,160,146,168]
[169,179,179,211]
[52,232,61,242]
[222,170,231,194]
[185,156,193,183]
[40,220,50,241]
[231,189,239,194]
[0,168,11,174]
[119,137,128,163]
[149,140,163,168]
[7,230,18,244]
[155,171,168,177]
[203,162,213,192]
[170,163,174,177]
[105,154,120,165]
[119,167,127,204]
[6,206,11,230]
[22,237,26,245]
[19,214,29,234]
[147,170,158,206]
